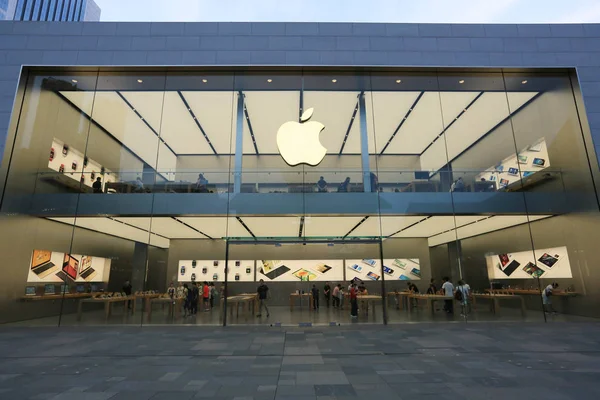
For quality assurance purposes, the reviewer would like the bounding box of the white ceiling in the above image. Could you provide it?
[48,214,552,250]
[59,89,539,165]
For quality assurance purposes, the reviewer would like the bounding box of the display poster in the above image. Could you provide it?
[226,260,255,282]
[28,250,111,283]
[178,260,224,283]
[476,139,550,188]
[257,260,344,282]
[346,258,422,282]
[485,246,572,280]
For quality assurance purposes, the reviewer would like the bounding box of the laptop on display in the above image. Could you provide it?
[78,255,97,281]
[30,250,58,279]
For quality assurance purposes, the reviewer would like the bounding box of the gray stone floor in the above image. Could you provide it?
[0,323,599,399]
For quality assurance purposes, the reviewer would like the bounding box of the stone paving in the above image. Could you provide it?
[0,323,599,399]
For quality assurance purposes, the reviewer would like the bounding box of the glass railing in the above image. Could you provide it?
[29,168,565,195]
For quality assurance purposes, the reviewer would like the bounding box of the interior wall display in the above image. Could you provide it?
[226,260,255,282]
[27,250,112,283]
[346,258,422,282]
[178,260,224,282]
[48,138,117,189]
[476,139,550,188]
[257,260,344,282]
[485,246,572,280]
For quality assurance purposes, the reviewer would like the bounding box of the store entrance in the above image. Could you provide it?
[222,239,388,326]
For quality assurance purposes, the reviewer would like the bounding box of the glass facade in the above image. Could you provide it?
[1,67,598,326]
[11,0,98,21]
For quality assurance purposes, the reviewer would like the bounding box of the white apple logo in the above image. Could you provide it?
[276,108,326,166]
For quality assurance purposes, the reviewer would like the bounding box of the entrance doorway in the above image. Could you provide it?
[222,240,388,326]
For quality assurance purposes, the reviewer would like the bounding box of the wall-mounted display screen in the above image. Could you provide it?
[346,258,422,281]
[485,246,572,280]
[27,250,112,283]
[257,260,343,282]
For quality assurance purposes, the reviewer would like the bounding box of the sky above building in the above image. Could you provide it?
[95,0,600,23]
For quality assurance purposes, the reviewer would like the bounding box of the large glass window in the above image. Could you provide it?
[0,68,597,327]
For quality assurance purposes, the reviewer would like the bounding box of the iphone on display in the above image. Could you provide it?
[538,253,560,268]
[399,275,410,280]
[348,264,363,273]
[366,271,380,281]
[533,158,545,167]
[362,259,376,267]
[383,266,394,275]
[392,259,406,269]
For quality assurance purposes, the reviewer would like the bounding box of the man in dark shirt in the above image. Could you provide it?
[311,284,319,310]
[257,279,270,317]
[323,282,331,307]
[190,283,200,315]
[317,176,328,192]
[122,280,132,309]
[92,177,102,193]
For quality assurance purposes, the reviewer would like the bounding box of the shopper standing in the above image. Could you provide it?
[256,279,270,317]
[455,280,470,316]
[122,280,132,310]
[323,282,331,307]
[350,283,359,318]
[543,282,559,314]
[190,283,200,315]
[311,284,320,310]
[332,284,340,308]
[441,277,454,314]
[202,281,210,311]
[183,283,191,317]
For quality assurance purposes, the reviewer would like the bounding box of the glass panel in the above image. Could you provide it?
[504,71,599,322]
[63,71,166,325]
[0,70,98,326]
[439,71,543,322]
[226,240,383,326]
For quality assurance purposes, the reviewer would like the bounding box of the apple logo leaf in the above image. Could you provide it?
[300,108,314,122]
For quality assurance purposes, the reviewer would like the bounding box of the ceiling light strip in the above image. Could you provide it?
[342,216,370,239]
[171,217,214,240]
[108,217,171,240]
[427,216,493,238]
[338,93,361,155]
[420,91,484,155]
[242,99,260,155]
[236,216,256,239]
[379,91,424,155]
[298,216,305,238]
[116,91,177,156]
[387,216,431,238]
[177,91,217,155]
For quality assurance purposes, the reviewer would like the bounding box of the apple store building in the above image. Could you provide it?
[2,22,600,326]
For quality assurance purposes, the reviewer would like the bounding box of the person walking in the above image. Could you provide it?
[455,280,470,316]
[350,283,359,318]
[257,279,270,317]
[183,283,191,317]
[338,285,345,310]
[332,284,340,308]
[441,277,454,314]
[323,282,331,308]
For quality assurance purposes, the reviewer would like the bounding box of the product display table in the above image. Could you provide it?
[135,293,162,313]
[472,293,526,316]
[387,291,412,310]
[220,295,256,318]
[409,294,454,315]
[289,293,313,311]
[237,293,259,314]
[77,295,136,321]
[148,297,184,320]
[354,294,383,315]
[21,293,94,301]
[485,289,580,297]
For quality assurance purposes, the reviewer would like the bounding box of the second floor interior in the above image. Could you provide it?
[1,67,598,222]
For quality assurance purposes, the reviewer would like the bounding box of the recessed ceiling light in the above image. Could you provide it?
[267,79,272,83]
[331,79,337,83]
[71,79,78,83]
[458,79,465,84]
[137,79,143,83]
[521,80,528,84]
[396,79,402,84]
[202,79,208,83]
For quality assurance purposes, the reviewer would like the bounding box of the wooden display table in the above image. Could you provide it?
[289,293,313,311]
[21,293,94,301]
[485,289,579,297]
[409,294,454,315]
[472,293,526,316]
[237,293,259,314]
[147,297,184,320]
[387,291,412,310]
[354,294,382,315]
[77,295,136,321]
[220,295,256,318]
[134,293,162,313]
